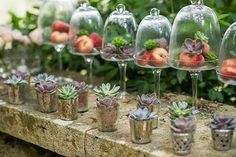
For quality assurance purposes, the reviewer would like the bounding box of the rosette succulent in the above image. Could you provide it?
[170,118,196,133]
[94,83,120,97]
[36,82,56,93]
[4,75,27,86]
[208,114,236,130]
[181,39,203,54]
[194,31,209,43]
[58,85,78,100]
[14,71,28,79]
[168,101,198,120]
[112,36,127,48]
[144,39,159,51]
[130,107,157,121]
[73,81,88,93]
[137,93,159,108]
[96,96,119,108]
[34,73,57,84]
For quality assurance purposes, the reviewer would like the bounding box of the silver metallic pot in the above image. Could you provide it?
[96,104,119,132]
[36,90,57,113]
[7,84,25,105]
[211,129,234,151]
[129,117,154,144]
[171,132,194,155]
[58,98,78,121]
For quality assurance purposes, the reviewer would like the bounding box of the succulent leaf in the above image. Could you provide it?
[194,31,209,43]
[144,39,159,51]
[58,84,78,100]
[93,83,120,97]
[34,73,57,84]
[182,38,203,54]
[4,75,27,85]
[137,93,159,107]
[130,107,157,121]
[112,36,127,48]
[170,118,196,133]
[208,114,236,130]
[72,81,88,93]
[36,82,56,93]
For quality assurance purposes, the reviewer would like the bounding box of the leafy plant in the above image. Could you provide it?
[4,75,27,86]
[144,39,158,51]
[36,82,56,93]
[170,118,196,133]
[77,29,89,37]
[33,73,57,84]
[58,85,78,100]
[168,101,198,120]
[130,107,157,120]
[208,114,236,130]
[112,36,127,48]
[137,93,159,107]
[94,83,120,97]
[194,31,209,43]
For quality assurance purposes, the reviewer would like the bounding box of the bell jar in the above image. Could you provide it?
[37,0,75,70]
[217,22,236,85]
[68,1,103,88]
[102,4,137,99]
[168,0,221,109]
[134,8,171,98]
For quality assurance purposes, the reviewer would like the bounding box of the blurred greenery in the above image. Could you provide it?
[8,0,236,105]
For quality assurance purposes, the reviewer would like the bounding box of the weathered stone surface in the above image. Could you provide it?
[0,132,62,157]
[0,88,236,157]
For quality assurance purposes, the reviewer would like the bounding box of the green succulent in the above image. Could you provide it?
[194,31,209,43]
[77,29,89,37]
[58,84,78,100]
[94,83,120,97]
[144,39,158,51]
[4,75,27,86]
[112,36,127,48]
[168,101,198,120]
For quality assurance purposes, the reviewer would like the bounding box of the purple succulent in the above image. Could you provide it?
[36,82,56,93]
[208,114,236,130]
[72,81,88,93]
[156,37,168,49]
[170,118,196,133]
[182,38,203,54]
[103,43,118,58]
[96,96,119,108]
[130,107,157,120]
[14,71,28,79]
[137,93,159,107]
[119,44,135,58]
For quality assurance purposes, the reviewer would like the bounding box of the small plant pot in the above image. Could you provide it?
[171,132,194,155]
[129,117,154,144]
[36,90,57,113]
[211,129,234,151]
[7,85,25,105]
[137,104,159,129]
[96,104,119,132]
[78,91,88,113]
[58,98,78,121]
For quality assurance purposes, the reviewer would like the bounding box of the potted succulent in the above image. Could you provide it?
[137,93,159,129]
[57,84,78,121]
[168,101,198,121]
[170,118,196,155]
[73,81,89,113]
[208,114,236,151]
[129,107,157,144]
[93,83,120,132]
[4,75,27,104]
[35,82,57,113]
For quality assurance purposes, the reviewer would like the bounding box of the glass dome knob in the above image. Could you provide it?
[116,4,126,13]
[150,8,160,16]
[190,0,203,5]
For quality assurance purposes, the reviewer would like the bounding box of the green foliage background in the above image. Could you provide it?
[9,0,236,105]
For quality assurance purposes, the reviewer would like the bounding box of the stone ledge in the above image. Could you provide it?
[0,90,236,157]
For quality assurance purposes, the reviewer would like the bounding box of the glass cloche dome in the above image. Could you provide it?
[68,1,103,55]
[169,0,221,71]
[38,0,75,46]
[134,8,171,69]
[102,4,137,62]
[217,22,236,85]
